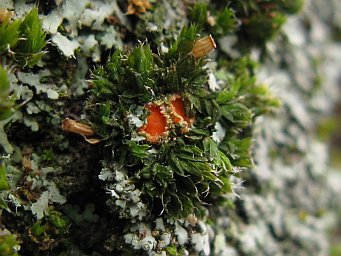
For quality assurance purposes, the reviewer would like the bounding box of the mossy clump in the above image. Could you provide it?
[86,26,278,220]
[0,8,46,68]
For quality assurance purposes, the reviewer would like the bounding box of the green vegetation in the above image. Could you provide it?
[87,26,279,220]
[4,1,339,255]
[0,8,46,67]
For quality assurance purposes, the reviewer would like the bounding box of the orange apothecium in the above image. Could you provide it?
[139,95,194,143]
[169,95,193,132]
[139,104,168,143]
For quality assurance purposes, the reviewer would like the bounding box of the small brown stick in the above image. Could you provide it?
[192,35,216,59]
[62,118,100,144]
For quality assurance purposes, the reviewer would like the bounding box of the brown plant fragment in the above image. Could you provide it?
[192,35,216,59]
[62,118,100,144]
[126,0,152,16]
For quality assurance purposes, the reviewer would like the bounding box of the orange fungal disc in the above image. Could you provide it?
[139,104,168,143]
[169,95,193,131]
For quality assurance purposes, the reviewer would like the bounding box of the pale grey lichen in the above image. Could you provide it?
[190,224,210,255]
[212,122,226,143]
[208,72,219,92]
[43,0,125,60]
[0,67,67,144]
[174,221,188,246]
[31,191,49,219]
[124,223,157,252]
[123,217,213,256]
[99,163,148,221]
[52,33,80,58]
[5,153,66,220]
